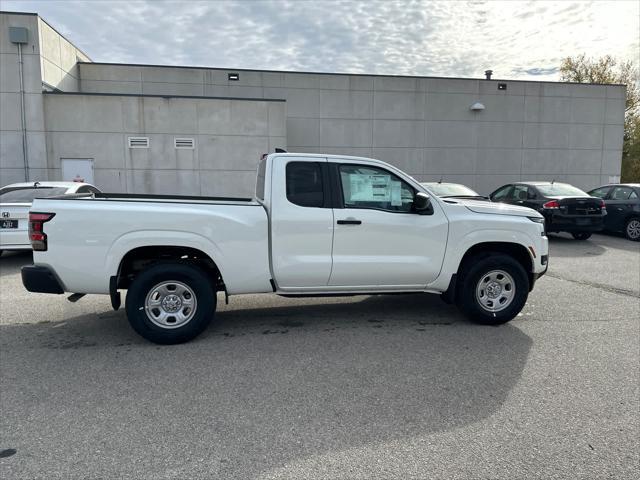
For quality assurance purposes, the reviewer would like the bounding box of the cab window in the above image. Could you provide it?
[286,162,324,208]
[338,164,414,213]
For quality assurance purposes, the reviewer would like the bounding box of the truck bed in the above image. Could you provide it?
[30,193,271,295]
[50,192,259,206]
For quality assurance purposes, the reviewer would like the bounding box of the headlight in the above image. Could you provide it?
[528,216,545,224]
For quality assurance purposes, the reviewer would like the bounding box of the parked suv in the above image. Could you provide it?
[490,182,606,240]
[588,183,640,241]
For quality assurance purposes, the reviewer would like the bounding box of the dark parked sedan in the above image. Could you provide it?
[489,181,606,240]
[587,183,640,241]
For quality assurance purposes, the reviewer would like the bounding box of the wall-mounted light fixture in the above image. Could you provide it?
[470,102,485,112]
[228,73,239,81]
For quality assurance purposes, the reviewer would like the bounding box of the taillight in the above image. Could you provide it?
[600,199,606,211]
[29,212,55,251]
[543,200,560,209]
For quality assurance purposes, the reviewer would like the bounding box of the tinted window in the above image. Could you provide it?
[631,190,639,200]
[491,185,512,201]
[511,185,530,201]
[0,187,68,203]
[256,157,267,201]
[589,187,611,199]
[286,162,324,208]
[610,186,634,200]
[339,165,414,213]
[537,184,588,197]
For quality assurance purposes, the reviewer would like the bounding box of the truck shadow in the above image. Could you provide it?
[2,293,532,477]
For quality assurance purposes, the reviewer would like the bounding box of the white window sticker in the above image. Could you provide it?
[390,181,402,206]
[348,174,392,202]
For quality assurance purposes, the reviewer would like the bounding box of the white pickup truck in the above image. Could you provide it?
[22,153,548,344]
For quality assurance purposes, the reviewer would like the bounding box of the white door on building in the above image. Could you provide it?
[61,159,94,184]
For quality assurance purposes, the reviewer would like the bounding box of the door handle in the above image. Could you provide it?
[337,219,362,225]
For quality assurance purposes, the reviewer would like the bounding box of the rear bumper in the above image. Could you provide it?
[21,265,64,294]
[0,231,30,250]
[544,214,604,233]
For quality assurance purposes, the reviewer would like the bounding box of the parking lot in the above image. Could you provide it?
[0,233,638,479]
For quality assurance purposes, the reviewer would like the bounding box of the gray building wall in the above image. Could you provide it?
[43,93,286,196]
[37,16,90,91]
[0,11,627,196]
[0,11,90,186]
[78,63,626,194]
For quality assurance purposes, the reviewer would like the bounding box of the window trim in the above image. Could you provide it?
[334,163,417,214]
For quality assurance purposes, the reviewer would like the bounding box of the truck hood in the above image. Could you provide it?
[454,199,542,218]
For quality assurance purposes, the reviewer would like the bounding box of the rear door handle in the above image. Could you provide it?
[337,219,362,225]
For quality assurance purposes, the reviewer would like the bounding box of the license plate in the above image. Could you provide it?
[0,220,18,229]
[575,218,591,226]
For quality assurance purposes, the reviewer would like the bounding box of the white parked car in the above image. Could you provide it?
[22,153,548,344]
[0,181,100,255]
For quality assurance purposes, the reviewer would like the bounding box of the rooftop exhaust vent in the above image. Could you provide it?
[128,137,149,148]
[484,69,493,80]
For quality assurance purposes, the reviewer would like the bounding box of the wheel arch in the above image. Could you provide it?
[115,245,226,293]
[459,241,533,273]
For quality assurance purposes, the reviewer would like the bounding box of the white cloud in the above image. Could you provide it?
[3,0,639,80]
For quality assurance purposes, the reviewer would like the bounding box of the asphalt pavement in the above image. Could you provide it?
[0,233,638,479]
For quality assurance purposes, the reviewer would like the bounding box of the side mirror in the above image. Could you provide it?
[413,192,432,215]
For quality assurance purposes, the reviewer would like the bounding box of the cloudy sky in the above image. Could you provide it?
[4,0,639,80]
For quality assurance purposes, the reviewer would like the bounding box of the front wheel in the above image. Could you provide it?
[457,254,529,325]
[625,218,640,241]
[125,263,216,344]
[571,232,592,240]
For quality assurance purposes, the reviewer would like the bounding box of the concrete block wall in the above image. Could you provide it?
[0,12,47,185]
[43,93,286,196]
[37,17,90,92]
[78,63,625,193]
[0,12,92,187]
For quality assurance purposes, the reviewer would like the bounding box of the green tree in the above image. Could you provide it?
[560,55,640,182]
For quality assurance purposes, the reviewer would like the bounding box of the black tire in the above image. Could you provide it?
[456,253,529,325]
[125,262,216,344]
[571,232,592,240]
[625,217,640,242]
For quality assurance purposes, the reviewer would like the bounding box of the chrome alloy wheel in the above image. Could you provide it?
[475,270,516,313]
[627,219,640,240]
[144,281,197,329]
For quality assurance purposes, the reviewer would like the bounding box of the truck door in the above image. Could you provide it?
[269,157,334,288]
[328,163,448,288]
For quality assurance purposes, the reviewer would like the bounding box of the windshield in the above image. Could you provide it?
[536,184,588,197]
[0,187,69,203]
[423,183,479,197]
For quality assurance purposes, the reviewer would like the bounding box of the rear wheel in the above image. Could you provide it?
[125,263,216,344]
[457,254,529,325]
[625,218,640,241]
[571,232,592,240]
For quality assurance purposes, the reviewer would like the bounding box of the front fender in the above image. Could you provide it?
[427,228,539,292]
